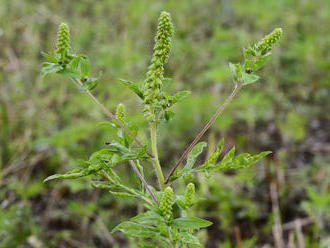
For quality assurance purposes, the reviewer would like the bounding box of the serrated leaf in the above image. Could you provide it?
[169,142,207,183]
[165,111,175,121]
[251,52,272,71]
[178,232,201,245]
[130,211,165,225]
[111,221,159,238]
[172,91,191,104]
[80,78,99,91]
[229,62,241,82]
[43,162,104,182]
[242,72,260,85]
[70,55,85,71]
[195,150,271,172]
[171,217,212,229]
[80,57,91,78]
[57,67,80,78]
[41,63,62,78]
[41,52,58,63]
[119,79,144,100]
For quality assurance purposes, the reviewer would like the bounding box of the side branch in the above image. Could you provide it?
[129,160,157,203]
[165,83,241,184]
[71,78,153,158]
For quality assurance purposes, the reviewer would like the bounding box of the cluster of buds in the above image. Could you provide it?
[255,28,283,55]
[159,187,173,222]
[183,183,195,208]
[243,28,283,74]
[116,103,126,123]
[56,23,73,66]
[143,12,174,121]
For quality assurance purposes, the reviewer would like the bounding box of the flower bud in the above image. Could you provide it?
[183,183,195,208]
[159,187,173,221]
[256,28,283,55]
[116,103,126,123]
[56,23,73,65]
[143,12,174,120]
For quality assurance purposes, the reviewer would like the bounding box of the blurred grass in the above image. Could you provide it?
[0,0,329,247]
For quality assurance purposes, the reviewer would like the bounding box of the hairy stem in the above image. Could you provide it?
[165,83,241,183]
[129,160,157,203]
[151,122,165,191]
[71,78,153,158]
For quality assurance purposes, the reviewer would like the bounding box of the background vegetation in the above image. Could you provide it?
[0,0,329,247]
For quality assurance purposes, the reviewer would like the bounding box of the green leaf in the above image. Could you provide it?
[70,55,85,71]
[202,138,224,167]
[169,142,207,183]
[111,221,159,238]
[184,142,207,171]
[80,57,91,78]
[195,150,271,172]
[57,67,80,78]
[119,79,144,100]
[43,162,104,182]
[178,232,201,245]
[80,78,99,91]
[41,52,58,63]
[165,111,175,121]
[171,217,212,229]
[229,62,242,81]
[41,63,62,78]
[242,72,260,85]
[251,52,272,71]
[172,91,191,104]
[130,211,165,225]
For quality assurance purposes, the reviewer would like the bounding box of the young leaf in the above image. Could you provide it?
[172,91,191,105]
[242,72,260,85]
[229,62,242,82]
[57,67,81,78]
[111,221,159,238]
[119,79,144,100]
[41,52,58,63]
[164,111,175,121]
[170,217,212,229]
[80,78,99,91]
[80,57,91,78]
[43,162,104,182]
[130,211,165,225]
[178,232,201,245]
[169,142,207,183]
[41,63,62,78]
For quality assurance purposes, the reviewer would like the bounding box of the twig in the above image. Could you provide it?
[282,217,314,230]
[165,83,241,183]
[129,160,157,203]
[71,78,154,158]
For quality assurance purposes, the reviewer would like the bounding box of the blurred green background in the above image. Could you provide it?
[0,0,329,247]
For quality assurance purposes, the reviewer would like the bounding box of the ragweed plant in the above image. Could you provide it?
[42,12,282,247]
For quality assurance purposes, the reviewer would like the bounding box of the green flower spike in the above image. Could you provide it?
[143,11,174,121]
[159,187,173,221]
[255,28,283,55]
[183,183,195,208]
[116,103,126,123]
[56,23,73,66]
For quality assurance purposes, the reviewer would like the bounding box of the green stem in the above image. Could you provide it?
[165,82,241,183]
[71,78,153,158]
[151,122,165,191]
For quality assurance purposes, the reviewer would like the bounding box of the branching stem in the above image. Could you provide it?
[71,78,153,158]
[129,160,157,203]
[165,82,241,183]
